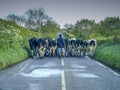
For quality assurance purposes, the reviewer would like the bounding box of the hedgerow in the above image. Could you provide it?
[94,41,120,71]
[0,19,40,70]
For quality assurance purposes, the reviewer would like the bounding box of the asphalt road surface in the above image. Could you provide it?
[0,56,120,90]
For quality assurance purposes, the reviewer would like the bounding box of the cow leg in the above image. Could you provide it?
[53,47,56,57]
[39,47,43,59]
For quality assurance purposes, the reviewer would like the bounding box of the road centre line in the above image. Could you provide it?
[61,70,66,90]
[61,59,66,90]
[61,59,64,66]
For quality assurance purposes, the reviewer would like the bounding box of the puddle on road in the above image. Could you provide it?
[20,69,61,78]
[75,73,99,78]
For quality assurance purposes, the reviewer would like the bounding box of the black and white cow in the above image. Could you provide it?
[64,39,70,56]
[88,39,97,56]
[49,39,57,57]
[44,38,50,56]
[29,37,38,59]
[76,39,82,57]
[38,38,46,59]
[70,38,77,56]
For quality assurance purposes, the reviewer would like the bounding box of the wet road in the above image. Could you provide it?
[0,56,120,90]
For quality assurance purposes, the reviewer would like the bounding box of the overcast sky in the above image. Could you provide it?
[0,0,120,28]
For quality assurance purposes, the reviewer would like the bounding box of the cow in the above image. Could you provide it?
[64,39,70,56]
[29,37,38,59]
[82,40,88,56]
[44,38,50,56]
[67,39,72,56]
[38,38,46,59]
[70,38,77,56]
[49,39,57,57]
[76,39,82,57]
[88,39,97,57]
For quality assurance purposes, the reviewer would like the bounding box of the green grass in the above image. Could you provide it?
[0,44,28,70]
[94,44,120,71]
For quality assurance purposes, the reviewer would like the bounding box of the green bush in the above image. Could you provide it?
[95,44,120,71]
[0,19,34,69]
[0,44,28,70]
[112,36,120,44]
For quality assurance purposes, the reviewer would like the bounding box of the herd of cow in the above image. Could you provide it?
[29,36,97,59]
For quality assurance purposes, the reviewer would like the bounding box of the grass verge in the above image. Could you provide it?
[94,44,120,72]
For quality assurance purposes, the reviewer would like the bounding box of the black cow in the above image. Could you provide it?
[29,37,38,59]
[82,40,88,56]
[49,39,57,57]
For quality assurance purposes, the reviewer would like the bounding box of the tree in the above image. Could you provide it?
[7,14,25,27]
[24,7,49,30]
[64,24,74,29]
[6,7,50,31]
[64,23,74,33]
[100,16,120,30]
[99,16,120,37]
[75,19,96,39]
[41,20,60,38]
[7,14,19,23]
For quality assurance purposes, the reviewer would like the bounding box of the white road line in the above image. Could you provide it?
[108,68,120,77]
[95,61,120,77]
[61,59,66,90]
[20,63,30,72]
[95,61,107,69]
[61,71,66,90]
[7,63,30,82]
[61,59,64,66]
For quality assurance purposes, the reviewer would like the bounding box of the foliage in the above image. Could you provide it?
[6,7,51,31]
[7,14,25,26]
[41,20,60,39]
[0,44,28,70]
[64,16,120,40]
[0,19,22,49]
[24,7,49,30]
[64,19,97,40]
[63,30,76,38]
[75,19,96,39]
[0,18,41,70]
[95,44,120,71]
[100,16,120,30]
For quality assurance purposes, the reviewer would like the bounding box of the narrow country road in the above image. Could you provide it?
[0,56,120,90]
